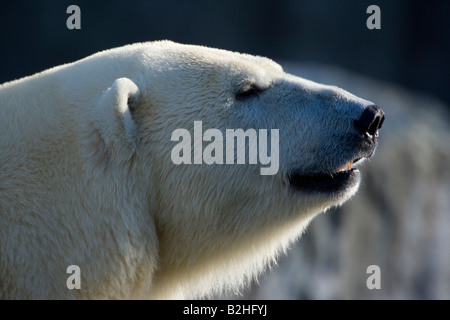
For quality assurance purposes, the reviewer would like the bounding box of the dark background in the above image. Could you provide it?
[1,0,449,107]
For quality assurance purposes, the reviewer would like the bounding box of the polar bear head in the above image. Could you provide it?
[89,41,384,298]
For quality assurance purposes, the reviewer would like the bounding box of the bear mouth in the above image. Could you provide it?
[288,158,363,194]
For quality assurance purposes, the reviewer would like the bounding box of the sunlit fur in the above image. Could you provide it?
[0,41,372,299]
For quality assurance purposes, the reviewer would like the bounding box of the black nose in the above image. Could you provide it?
[354,105,385,137]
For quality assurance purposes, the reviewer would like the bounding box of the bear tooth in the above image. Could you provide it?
[336,161,353,172]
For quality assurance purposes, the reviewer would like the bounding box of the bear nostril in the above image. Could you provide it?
[354,105,385,137]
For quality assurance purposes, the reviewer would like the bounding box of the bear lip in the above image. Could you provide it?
[288,168,360,194]
[288,157,363,194]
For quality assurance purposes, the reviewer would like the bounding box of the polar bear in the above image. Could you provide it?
[0,41,384,299]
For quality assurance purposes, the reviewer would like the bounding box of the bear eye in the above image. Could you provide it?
[235,85,261,101]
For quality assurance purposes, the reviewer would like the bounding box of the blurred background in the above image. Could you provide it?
[1,0,449,299]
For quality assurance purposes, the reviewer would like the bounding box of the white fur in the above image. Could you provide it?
[0,41,372,299]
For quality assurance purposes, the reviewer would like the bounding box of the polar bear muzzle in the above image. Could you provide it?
[288,104,384,195]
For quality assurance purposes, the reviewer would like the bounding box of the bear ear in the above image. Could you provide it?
[93,77,140,163]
